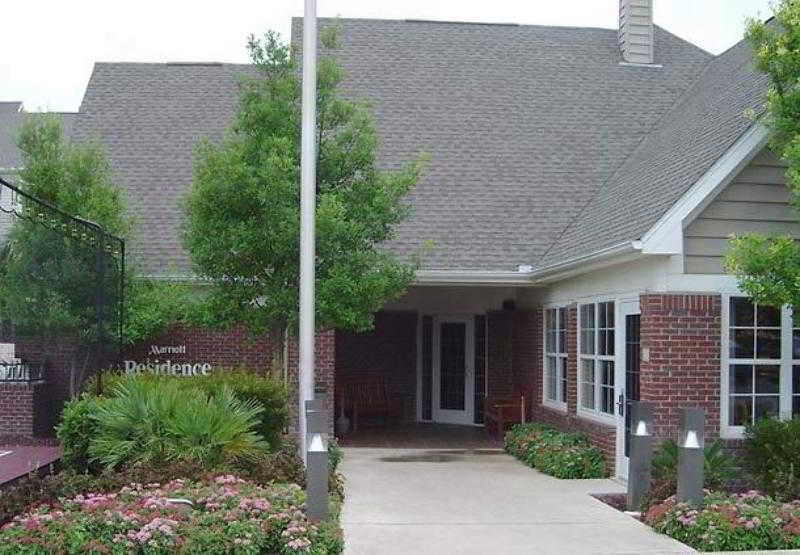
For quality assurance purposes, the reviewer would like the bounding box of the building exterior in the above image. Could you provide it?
[1,2,796,480]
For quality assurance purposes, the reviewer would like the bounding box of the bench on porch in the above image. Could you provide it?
[337,377,403,432]
[484,386,533,438]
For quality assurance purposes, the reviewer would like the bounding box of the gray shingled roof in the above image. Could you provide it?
[74,18,761,276]
[0,106,77,174]
[73,63,256,274]
[541,35,769,267]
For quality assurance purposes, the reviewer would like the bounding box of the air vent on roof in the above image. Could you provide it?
[166,62,224,66]
[404,19,519,27]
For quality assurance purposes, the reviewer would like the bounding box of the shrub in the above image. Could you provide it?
[646,490,800,551]
[89,378,268,470]
[54,393,103,474]
[93,369,288,450]
[504,422,606,479]
[743,417,800,500]
[650,439,737,501]
[0,475,343,554]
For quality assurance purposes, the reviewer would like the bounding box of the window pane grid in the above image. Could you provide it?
[544,308,567,404]
[728,298,791,428]
[579,301,615,417]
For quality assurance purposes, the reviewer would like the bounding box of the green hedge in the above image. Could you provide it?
[743,417,800,500]
[504,422,606,479]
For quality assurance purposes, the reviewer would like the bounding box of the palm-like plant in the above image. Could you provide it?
[165,386,268,467]
[89,378,268,470]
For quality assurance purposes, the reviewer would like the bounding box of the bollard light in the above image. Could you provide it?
[627,401,654,512]
[677,408,705,506]
[305,397,329,522]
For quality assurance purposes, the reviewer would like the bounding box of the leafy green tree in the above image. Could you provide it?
[0,115,186,395]
[726,3,800,308]
[183,29,425,373]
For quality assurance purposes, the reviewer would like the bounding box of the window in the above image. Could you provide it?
[726,297,799,430]
[544,307,567,406]
[579,301,615,417]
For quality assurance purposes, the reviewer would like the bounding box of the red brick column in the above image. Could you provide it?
[487,310,514,397]
[640,293,721,441]
[0,381,48,442]
[286,329,336,437]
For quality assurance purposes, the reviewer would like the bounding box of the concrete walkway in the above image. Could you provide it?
[340,447,694,555]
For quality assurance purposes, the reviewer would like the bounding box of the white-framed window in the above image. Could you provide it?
[578,300,615,419]
[724,296,799,436]
[543,306,567,408]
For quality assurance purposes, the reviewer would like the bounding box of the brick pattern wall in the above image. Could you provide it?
[124,324,276,371]
[529,305,617,471]
[487,310,514,397]
[0,382,49,442]
[334,312,417,421]
[640,293,721,441]
[286,329,336,437]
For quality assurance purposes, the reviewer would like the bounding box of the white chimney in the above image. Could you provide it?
[619,0,654,65]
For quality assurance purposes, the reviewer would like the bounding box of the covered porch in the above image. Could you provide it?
[333,286,538,447]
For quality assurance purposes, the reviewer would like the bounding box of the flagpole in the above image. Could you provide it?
[298,0,318,465]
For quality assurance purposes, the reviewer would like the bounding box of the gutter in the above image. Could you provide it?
[528,241,644,284]
[415,269,534,286]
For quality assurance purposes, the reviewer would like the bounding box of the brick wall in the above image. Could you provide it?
[286,329,336,437]
[334,312,417,421]
[488,310,514,397]
[639,293,721,441]
[0,382,49,442]
[124,323,276,371]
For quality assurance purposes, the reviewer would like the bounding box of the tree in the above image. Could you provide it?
[726,3,800,309]
[183,29,425,374]
[0,115,186,395]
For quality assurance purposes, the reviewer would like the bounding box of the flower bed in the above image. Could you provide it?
[504,423,606,479]
[645,491,800,552]
[0,474,342,554]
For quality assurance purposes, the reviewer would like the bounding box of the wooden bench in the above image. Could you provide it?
[484,387,532,437]
[338,378,403,432]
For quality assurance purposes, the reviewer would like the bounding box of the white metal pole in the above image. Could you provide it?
[298,0,318,465]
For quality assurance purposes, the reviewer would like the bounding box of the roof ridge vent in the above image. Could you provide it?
[166,61,224,66]
[404,19,519,27]
[619,0,654,65]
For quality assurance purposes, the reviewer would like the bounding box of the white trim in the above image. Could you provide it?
[640,123,769,255]
[531,242,641,283]
[542,305,568,412]
[618,62,663,69]
[615,298,641,481]
[415,312,424,422]
[415,270,532,286]
[720,295,797,439]
[576,297,618,425]
[431,314,476,425]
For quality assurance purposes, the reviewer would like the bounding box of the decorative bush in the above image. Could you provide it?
[504,423,606,479]
[94,369,288,450]
[88,378,268,470]
[55,393,103,474]
[0,475,343,554]
[743,417,800,501]
[646,490,800,551]
[651,439,736,501]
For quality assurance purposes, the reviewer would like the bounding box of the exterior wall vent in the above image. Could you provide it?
[619,0,654,65]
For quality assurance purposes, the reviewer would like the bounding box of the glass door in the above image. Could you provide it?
[616,300,641,480]
[433,316,475,425]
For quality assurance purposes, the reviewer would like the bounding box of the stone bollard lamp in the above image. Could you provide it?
[677,408,705,506]
[627,401,654,512]
[305,397,329,522]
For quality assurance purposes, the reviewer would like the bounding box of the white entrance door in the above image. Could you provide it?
[615,299,641,480]
[432,316,475,425]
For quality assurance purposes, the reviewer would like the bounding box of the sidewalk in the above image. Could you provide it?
[340,447,694,555]
[0,445,61,486]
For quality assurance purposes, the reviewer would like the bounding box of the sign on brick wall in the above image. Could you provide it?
[123,345,214,377]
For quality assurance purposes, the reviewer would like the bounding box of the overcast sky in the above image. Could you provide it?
[2,0,773,112]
